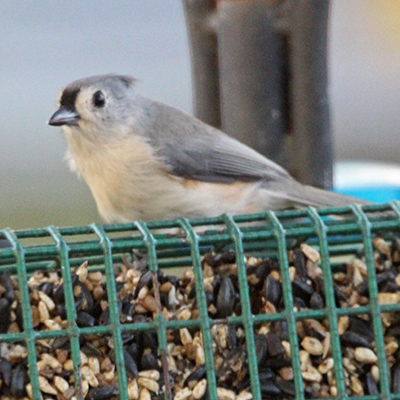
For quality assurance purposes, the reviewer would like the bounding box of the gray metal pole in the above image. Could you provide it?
[182,0,221,129]
[289,0,332,188]
[183,0,332,189]
[217,0,288,167]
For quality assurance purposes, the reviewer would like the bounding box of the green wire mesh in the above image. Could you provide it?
[1,201,400,400]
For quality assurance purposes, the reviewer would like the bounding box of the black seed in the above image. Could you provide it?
[160,291,169,308]
[55,303,67,319]
[166,275,178,287]
[76,311,96,328]
[253,260,271,283]
[126,342,139,362]
[333,285,347,304]
[392,238,400,266]
[357,270,396,296]
[152,394,166,400]
[254,334,268,365]
[53,282,65,303]
[184,366,207,387]
[121,331,135,345]
[293,248,307,281]
[376,271,397,293]
[310,292,324,309]
[264,358,293,369]
[77,282,94,313]
[258,368,276,383]
[74,296,86,314]
[235,377,251,392]
[341,331,372,349]
[110,350,138,378]
[392,363,400,393]
[381,281,398,293]
[0,298,11,333]
[11,364,26,397]
[293,297,307,309]
[132,315,152,347]
[204,250,236,267]
[387,324,400,338]
[226,325,237,349]
[81,343,102,358]
[333,263,348,274]
[59,369,72,381]
[38,281,54,296]
[188,286,196,299]
[15,305,24,331]
[122,302,136,323]
[292,279,314,303]
[273,320,289,341]
[276,377,295,397]
[266,332,285,358]
[212,275,221,296]
[87,385,119,400]
[99,308,110,326]
[116,281,125,292]
[1,271,15,303]
[124,350,138,378]
[313,276,325,296]
[356,280,369,296]
[140,352,159,371]
[52,336,70,350]
[233,291,242,315]
[0,357,12,386]
[303,320,326,341]
[305,385,317,399]
[365,372,378,395]
[216,276,235,318]
[349,317,375,341]
[134,270,152,298]
[265,274,281,306]
[260,382,281,396]
[143,331,158,352]
[205,291,214,306]
[54,274,80,303]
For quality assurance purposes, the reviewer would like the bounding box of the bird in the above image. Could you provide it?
[48,74,370,223]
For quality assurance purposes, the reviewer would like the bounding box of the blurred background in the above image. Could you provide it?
[1,0,400,230]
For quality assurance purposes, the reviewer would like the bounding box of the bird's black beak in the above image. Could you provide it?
[48,106,80,127]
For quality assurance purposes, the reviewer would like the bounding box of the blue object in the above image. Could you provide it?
[333,161,400,203]
[333,186,400,203]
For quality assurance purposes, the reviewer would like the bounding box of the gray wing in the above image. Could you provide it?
[141,99,295,184]
[159,134,294,183]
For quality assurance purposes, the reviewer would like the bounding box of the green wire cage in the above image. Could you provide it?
[1,202,400,400]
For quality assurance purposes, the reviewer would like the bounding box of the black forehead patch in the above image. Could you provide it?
[60,87,80,111]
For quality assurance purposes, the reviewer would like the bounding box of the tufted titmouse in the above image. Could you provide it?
[48,74,370,223]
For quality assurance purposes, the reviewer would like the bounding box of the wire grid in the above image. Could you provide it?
[0,201,400,400]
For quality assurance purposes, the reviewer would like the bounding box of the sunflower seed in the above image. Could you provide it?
[354,347,377,364]
[301,337,323,355]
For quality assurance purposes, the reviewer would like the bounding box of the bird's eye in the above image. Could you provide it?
[93,91,106,108]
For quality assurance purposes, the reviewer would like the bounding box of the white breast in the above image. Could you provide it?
[64,132,266,222]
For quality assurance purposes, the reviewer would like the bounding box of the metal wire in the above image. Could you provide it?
[0,202,400,399]
[47,226,83,399]
[307,208,346,398]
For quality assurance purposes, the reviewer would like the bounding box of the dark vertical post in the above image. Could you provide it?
[289,0,332,188]
[182,0,221,129]
[217,0,288,167]
[183,0,332,189]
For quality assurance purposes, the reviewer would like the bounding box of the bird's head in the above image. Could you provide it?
[48,74,138,141]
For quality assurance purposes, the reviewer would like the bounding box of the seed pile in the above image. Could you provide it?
[0,236,399,399]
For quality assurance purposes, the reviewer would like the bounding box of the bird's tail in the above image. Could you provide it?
[292,183,372,208]
[264,181,373,210]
